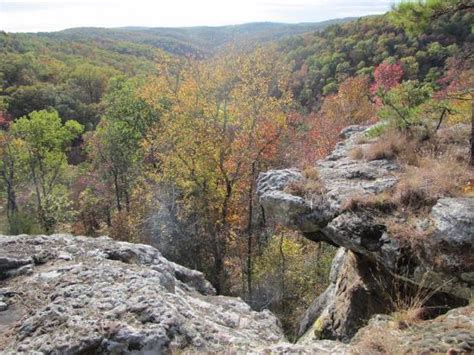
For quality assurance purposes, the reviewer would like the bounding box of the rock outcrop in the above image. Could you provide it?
[257,125,473,343]
[297,248,388,343]
[0,234,284,353]
[1,232,471,354]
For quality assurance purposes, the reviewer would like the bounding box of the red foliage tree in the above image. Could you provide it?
[370,62,404,106]
[0,112,13,130]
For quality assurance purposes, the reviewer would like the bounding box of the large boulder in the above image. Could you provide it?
[0,234,284,353]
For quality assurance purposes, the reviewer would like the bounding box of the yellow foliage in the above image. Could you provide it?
[141,47,293,233]
[446,93,471,125]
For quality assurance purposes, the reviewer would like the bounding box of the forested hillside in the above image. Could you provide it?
[0,19,351,131]
[280,11,473,109]
[0,0,472,338]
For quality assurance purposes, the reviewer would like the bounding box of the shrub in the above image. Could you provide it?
[348,146,364,160]
[109,210,138,242]
[352,325,404,354]
[364,123,387,138]
[252,233,336,340]
[302,167,319,180]
[7,212,41,235]
[284,171,326,208]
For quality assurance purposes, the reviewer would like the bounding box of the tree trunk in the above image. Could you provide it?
[212,233,224,294]
[470,93,474,166]
[212,181,233,294]
[113,172,122,211]
[246,163,257,302]
[246,233,253,301]
[279,234,286,296]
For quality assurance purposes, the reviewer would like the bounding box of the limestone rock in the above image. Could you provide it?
[0,234,283,353]
[257,124,474,343]
[0,256,33,280]
[432,198,474,248]
[257,125,399,233]
[257,169,313,230]
[298,249,387,343]
[254,340,350,354]
[430,198,474,275]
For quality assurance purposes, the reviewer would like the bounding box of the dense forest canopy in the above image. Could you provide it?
[0,0,472,337]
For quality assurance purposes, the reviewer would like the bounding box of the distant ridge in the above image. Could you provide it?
[31,18,357,56]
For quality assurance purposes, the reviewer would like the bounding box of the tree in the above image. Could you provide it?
[377,80,434,131]
[371,62,404,104]
[435,57,474,163]
[11,110,83,233]
[323,75,375,124]
[391,0,474,164]
[141,48,292,294]
[84,78,158,238]
[68,64,114,105]
[390,0,474,35]
[0,131,19,226]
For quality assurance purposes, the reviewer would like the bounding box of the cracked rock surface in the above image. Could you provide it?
[0,234,284,353]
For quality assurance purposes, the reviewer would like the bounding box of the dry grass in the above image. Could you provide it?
[284,168,325,199]
[384,216,430,251]
[392,154,472,210]
[366,131,419,164]
[348,146,364,160]
[302,167,319,180]
[284,169,327,210]
[348,129,420,165]
[341,192,395,213]
[284,179,323,197]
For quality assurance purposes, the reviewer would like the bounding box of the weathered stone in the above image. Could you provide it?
[297,248,347,338]
[0,234,283,353]
[257,125,399,232]
[339,124,369,139]
[257,168,304,195]
[258,124,474,344]
[298,249,387,343]
[432,198,474,248]
[0,256,32,279]
[254,340,350,354]
[428,198,474,276]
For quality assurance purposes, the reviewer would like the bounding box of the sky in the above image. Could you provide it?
[0,0,397,33]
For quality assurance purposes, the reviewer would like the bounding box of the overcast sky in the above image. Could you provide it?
[1,0,397,33]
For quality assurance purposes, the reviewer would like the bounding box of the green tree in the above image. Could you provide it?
[391,0,474,163]
[390,0,473,35]
[11,110,83,233]
[86,78,158,215]
[0,131,20,229]
[68,64,114,104]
